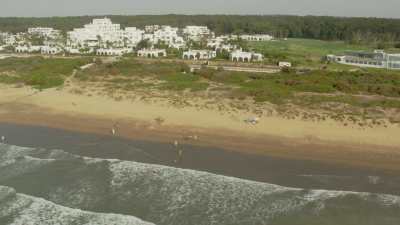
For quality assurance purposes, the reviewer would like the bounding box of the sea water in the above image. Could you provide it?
[0,143,400,225]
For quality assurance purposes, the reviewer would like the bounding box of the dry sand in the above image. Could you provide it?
[0,84,400,172]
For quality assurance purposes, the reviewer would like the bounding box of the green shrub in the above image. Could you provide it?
[0,57,92,89]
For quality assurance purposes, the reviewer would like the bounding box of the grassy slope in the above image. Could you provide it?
[73,56,400,110]
[249,38,371,67]
[75,60,209,92]
[0,57,92,89]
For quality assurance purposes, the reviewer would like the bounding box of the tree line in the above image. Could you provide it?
[1,15,400,43]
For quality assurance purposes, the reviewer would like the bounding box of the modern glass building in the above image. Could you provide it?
[328,50,400,70]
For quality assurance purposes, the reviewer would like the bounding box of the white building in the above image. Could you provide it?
[142,33,155,43]
[68,18,125,48]
[0,33,16,46]
[41,46,62,55]
[96,48,132,56]
[28,27,61,38]
[153,26,180,45]
[183,26,212,41]
[183,50,217,60]
[68,18,148,49]
[141,26,185,48]
[230,50,264,62]
[278,61,292,68]
[240,34,273,41]
[137,48,167,58]
[145,25,161,33]
[65,47,81,54]
[15,46,29,53]
[207,36,237,51]
[169,37,186,49]
[15,45,43,53]
[124,27,144,47]
[327,50,400,70]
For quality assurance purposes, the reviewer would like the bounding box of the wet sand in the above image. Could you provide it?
[1,122,400,196]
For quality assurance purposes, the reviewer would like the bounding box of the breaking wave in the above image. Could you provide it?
[1,143,400,225]
[0,186,154,225]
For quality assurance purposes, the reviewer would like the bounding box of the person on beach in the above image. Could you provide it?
[173,140,184,164]
[1,136,5,143]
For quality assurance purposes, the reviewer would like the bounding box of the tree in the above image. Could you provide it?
[1,15,400,43]
[216,49,230,60]
[136,39,151,50]
[229,38,248,51]
[27,34,45,46]
[154,41,168,49]
[96,35,103,47]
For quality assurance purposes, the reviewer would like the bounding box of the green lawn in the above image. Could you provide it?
[248,38,372,67]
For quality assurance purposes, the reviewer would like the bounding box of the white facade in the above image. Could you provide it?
[153,26,180,45]
[141,26,185,48]
[15,45,43,53]
[1,33,16,46]
[252,53,264,61]
[278,62,292,68]
[65,47,81,54]
[169,37,186,49]
[15,46,29,53]
[137,48,167,58]
[124,27,144,47]
[183,26,212,41]
[328,50,400,70]
[68,18,125,48]
[142,33,154,42]
[28,27,61,38]
[145,25,161,33]
[96,48,132,56]
[68,18,147,49]
[230,50,263,62]
[183,50,217,60]
[207,36,237,51]
[41,46,62,55]
[240,34,273,41]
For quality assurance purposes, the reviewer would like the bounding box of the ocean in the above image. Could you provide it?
[1,143,400,225]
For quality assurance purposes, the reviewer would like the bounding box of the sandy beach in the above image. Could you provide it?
[0,84,400,172]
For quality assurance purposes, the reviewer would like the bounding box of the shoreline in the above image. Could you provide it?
[2,122,400,196]
[0,85,400,173]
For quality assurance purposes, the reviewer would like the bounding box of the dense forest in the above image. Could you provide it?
[1,15,400,43]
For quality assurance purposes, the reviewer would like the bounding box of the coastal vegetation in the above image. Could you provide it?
[71,57,400,110]
[0,56,91,89]
[1,54,400,111]
[75,59,209,92]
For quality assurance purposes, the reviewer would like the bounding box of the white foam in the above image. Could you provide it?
[1,143,400,225]
[0,185,155,225]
